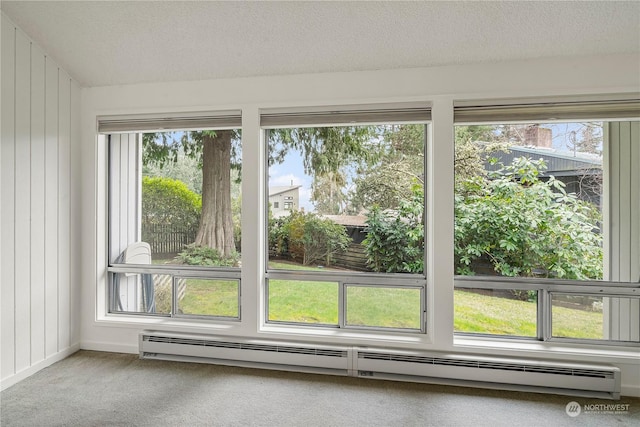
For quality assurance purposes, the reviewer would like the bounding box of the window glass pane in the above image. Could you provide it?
[110,272,172,315]
[454,288,537,337]
[454,122,603,280]
[267,279,338,325]
[139,130,242,267]
[346,286,422,330]
[267,124,425,274]
[552,294,640,342]
[177,278,239,318]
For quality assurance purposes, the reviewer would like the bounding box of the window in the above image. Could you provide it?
[453,99,640,344]
[262,105,430,332]
[104,112,242,319]
[98,100,638,348]
[454,121,604,281]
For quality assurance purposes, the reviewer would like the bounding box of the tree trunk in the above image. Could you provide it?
[194,131,235,257]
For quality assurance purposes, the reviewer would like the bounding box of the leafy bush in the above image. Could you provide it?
[363,183,424,273]
[142,176,201,228]
[270,211,350,266]
[362,158,603,280]
[153,281,172,314]
[454,157,602,280]
[176,244,239,267]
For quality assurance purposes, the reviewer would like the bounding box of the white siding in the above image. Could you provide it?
[605,121,640,341]
[0,14,81,389]
[108,134,141,310]
[44,56,59,358]
[108,133,140,263]
[1,13,17,380]
[14,25,31,374]
[30,43,46,365]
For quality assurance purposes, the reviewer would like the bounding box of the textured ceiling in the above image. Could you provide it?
[2,1,639,88]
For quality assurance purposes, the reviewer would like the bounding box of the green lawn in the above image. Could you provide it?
[454,290,603,339]
[454,290,537,336]
[173,261,603,339]
[178,278,239,318]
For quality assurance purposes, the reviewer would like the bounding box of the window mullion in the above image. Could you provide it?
[338,281,346,329]
[539,289,550,341]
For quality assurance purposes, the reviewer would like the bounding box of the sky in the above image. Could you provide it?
[147,123,604,215]
[269,149,315,212]
[268,122,603,214]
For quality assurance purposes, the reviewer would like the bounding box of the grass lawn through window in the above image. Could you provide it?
[172,261,603,338]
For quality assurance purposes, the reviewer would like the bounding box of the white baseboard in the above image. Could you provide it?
[0,343,81,392]
[621,384,640,398]
[80,340,138,354]
[6,340,638,399]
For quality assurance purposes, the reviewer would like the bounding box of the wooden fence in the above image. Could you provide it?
[332,242,368,271]
[142,223,197,257]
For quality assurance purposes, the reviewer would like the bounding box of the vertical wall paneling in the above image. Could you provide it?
[58,70,71,351]
[108,134,140,310]
[127,135,139,310]
[619,122,632,283]
[119,134,127,253]
[109,133,139,260]
[70,81,81,344]
[108,135,120,263]
[119,134,129,259]
[13,28,32,373]
[128,135,138,249]
[1,14,16,381]
[629,123,640,340]
[0,14,80,389]
[618,122,631,340]
[30,43,46,364]
[44,57,59,357]
[606,121,640,342]
[605,123,620,339]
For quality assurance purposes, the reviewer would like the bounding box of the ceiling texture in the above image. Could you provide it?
[2,1,639,88]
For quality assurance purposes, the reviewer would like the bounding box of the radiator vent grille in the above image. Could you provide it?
[143,335,347,358]
[357,352,615,379]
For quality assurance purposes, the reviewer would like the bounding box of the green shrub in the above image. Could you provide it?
[454,157,602,280]
[142,176,201,228]
[268,210,290,257]
[270,211,350,266]
[362,157,603,280]
[363,183,424,273]
[177,243,240,267]
[153,281,172,313]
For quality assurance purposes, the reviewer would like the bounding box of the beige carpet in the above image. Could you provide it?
[1,350,638,426]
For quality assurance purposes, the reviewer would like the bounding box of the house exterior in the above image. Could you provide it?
[488,146,603,206]
[269,185,301,218]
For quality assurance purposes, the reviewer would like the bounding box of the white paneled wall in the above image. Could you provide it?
[108,133,140,264]
[0,14,81,390]
[605,122,640,341]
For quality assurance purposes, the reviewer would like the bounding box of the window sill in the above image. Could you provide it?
[454,335,640,364]
[94,314,639,365]
[96,313,241,334]
[259,324,431,348]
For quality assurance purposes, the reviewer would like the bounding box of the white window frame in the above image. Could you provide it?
[452,98,640,346]
[102,111,244,320]
[261,104,431,334]
[92,99,639,356]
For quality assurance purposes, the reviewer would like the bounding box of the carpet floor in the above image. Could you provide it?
[1,350,638,426]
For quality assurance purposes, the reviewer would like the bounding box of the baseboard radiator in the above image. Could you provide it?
[139,331,621,400]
